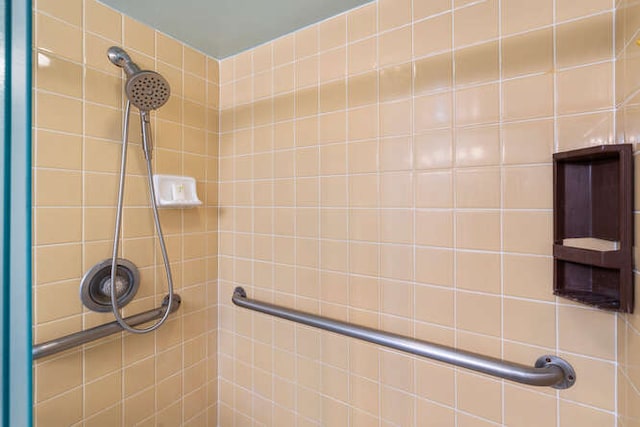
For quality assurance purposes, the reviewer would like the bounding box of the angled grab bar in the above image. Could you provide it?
[232,287,576,389]
[33,294,181,360]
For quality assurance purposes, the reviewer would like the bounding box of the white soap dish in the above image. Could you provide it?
[152,174,202,208]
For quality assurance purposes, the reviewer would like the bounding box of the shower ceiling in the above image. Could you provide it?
[100,0,374,59]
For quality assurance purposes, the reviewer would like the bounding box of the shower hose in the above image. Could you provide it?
[110,100,175,334]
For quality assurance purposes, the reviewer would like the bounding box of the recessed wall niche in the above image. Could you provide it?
[553,144,634,313]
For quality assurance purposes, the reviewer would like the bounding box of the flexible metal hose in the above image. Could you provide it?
[110,101,174,334]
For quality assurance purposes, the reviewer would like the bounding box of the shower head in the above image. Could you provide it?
[107,46,171,111]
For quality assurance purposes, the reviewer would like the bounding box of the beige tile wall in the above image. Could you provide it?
[32,0,219,425]
[33,0,640,426]
[218,0,623,426]
[616,1,640,426]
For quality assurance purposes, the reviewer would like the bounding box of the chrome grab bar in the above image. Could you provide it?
[33,294,181,360]
[232,287,576,389]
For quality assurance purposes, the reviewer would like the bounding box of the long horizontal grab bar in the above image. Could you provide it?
[33,294,181,360]
[232,287,576,389]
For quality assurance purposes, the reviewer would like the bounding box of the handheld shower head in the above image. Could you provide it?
[105,47,177,334]
[108,46,170,160]
[107,46,171,111]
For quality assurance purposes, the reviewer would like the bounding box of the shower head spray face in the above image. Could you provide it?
[125,71,171,111]
[107,46,171,111]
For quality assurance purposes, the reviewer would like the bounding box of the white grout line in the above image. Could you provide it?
[448,1,460,425]
[551,1,563,423]
[497,0,507,421]
[612,2,620,423]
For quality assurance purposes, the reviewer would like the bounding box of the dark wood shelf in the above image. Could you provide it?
[552,244,623,269]
[553,289,621,310]
[553,144,634,313]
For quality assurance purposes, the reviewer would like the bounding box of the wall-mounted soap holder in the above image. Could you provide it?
[553,144,634,312]
[153,174,202,208]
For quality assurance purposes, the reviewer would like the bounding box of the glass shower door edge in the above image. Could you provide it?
[2,0,32,425]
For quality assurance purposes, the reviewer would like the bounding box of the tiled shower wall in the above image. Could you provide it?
[32,0,219,425]
[218,0,624,426]
[616,1,640,426]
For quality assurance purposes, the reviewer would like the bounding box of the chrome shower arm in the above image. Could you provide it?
[107,46,141,77]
